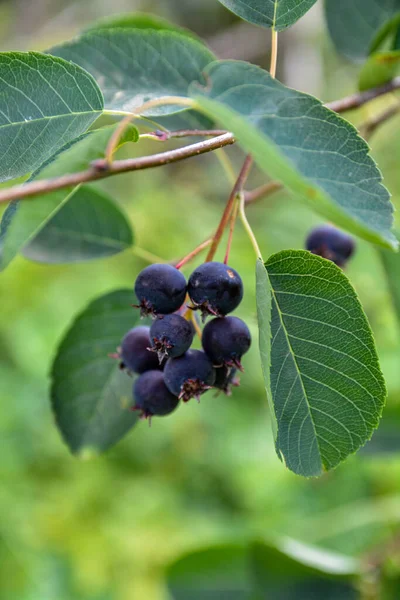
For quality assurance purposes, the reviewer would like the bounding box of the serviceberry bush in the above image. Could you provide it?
[2,1,400,484]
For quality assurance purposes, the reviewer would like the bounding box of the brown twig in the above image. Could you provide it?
[325,77,400,113]
[205,155,253,262]
[244,181,283,205]
[0,133,235,205]
[359,101,400,140]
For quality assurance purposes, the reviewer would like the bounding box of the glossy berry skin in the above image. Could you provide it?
[202,316,251,371]
[214,366,240,396]
[133,370,179,419]
[150,314,194,362]
[164,349,216,402]
[120,326,162,374]
[306,224,355,267]
[188,262,243,319]
[134,263,187,317]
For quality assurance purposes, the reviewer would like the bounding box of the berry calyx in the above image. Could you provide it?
[117,326,163,374]
[149,314,194,362]
[132,370,179,420]
[306,224,355,267]
[188,262,243,320]
[164,349,216,402]
[214,366,240,396]
[134,263,187,317]
[202,316,251,371]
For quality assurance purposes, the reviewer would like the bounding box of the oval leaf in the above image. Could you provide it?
[191,61,397,250]
[216,0,317,30]
[359,50,400,90]
[167,540,359,599]
[51,290,139,455]
[256,251,386,477]
[49,29,215,116]
[325,0,400,62]
[0,124,138,270]
[0,52,103,183]
[23,186,134,263]
[82,11,197,37]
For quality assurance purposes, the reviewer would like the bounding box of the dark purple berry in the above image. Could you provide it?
[202,317,251,371]
[150,314,194,362]
[133,370,179,420]
[188,262,243,320]
[118,326,162,374]
[134,263,187,317]
[164,349,216,402]
[214,366,240,396]
[306,224,355,267]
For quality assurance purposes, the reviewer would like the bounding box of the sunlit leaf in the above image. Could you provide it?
[256,251,386,477]
[0,52,103,183]
[216,0,317,30]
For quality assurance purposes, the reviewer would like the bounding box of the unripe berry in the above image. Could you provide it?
[118,326,162,374]
[134,263,187,317]
[306,224,355,267]
[133,370,179,420]
[202,316,251,371]
[150,313,194,362]
[164,349,216,402]
[188,262,243,320]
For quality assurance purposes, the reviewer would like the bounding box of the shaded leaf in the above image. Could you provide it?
[359,50,400,90]
[256,251,386,477]
[49,29,215,116]
[325,0,400,62]
[216,0,317,31]
[379,233,400,322]
[167,540,359,599]
[0,124,138,270]
[82,11,197,38]
[51,290,139,454]
[191,61,397,250]
[0,51,103,183]
[23,186,134,263]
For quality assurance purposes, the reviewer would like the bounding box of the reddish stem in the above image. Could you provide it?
[175,238,212,270]
[224,197,239,264]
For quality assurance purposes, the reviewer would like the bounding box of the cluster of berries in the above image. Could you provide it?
[114,262,251,421]
[306,224,355,268]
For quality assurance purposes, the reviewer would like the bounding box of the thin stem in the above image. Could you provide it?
[224,196,239,264]
[105,96,196,163]
[215,148,237,185]
[359,100,400,140]
[244,180,282,205]
[175,238,212,270]
[0,133,235,206]
[325,76,400,113]
[270,29,279,78]
[239,192,263,260]
[205,154,254,262]
[190,311,203,340]
[103,110,170,133]
[131,247,166,264]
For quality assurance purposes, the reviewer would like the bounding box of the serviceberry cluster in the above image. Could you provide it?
[113,262,251,422]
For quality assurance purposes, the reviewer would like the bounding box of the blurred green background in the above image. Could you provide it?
[1,1,400,598]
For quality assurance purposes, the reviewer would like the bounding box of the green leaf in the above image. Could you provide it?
[82,11,197,38]
[325,0,400,62]
[51,290,139,455]
[0,124,138,270]
[23,186,134,264]
[0,51,103,183]
[191,61,397,250]
[379,233,400,321]
[216,0,317,30]
[359,50,400,91]
[167,540,359,599]
[256,250,386,477]
[49,29,215,116]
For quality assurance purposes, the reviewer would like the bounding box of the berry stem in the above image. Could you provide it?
[105,96,197,164]
[206,154,253,262]
[175,238,212,270]
[215,148,237,185]
[239,191,263,261]
[270,29,279,78]
[244,181,282,205]
[190,311,203,340]
[224,196,240,264]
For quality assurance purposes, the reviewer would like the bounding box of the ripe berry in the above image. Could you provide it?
[134,263,187,317]
[118,326,162,374]
[164,349,216,402]
[306,224,355,267]
[132,370,179,420]
[150,314,194,362]
[202,316,251,371]
[188,262,243,320]
[214,366,240,396]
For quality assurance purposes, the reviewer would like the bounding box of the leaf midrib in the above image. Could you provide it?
[0,110,103,130]
[269,280,323,469]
